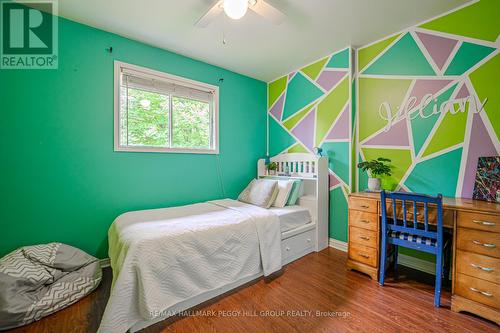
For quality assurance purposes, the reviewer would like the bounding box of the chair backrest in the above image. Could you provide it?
[380,191,444,244]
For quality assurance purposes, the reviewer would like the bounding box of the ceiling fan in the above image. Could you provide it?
[195,0,285,27]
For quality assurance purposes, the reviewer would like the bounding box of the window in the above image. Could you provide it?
[114,61,219,153]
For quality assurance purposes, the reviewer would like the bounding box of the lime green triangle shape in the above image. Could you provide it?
[358,78,412,142]
[268,76,287,108]
[301,57,329,81]
[422,107,468,157]
[288,143,309,153]
[419,0,500,43]
[283,103,316,130]
[470,54,500,141]
[315,77,349,146]
[358,34,400,72]
[361,148,413,191]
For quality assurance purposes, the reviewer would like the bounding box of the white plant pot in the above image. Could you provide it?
[368,177,381,191]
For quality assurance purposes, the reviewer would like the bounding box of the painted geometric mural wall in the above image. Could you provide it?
[356,0,500,198]
[267,47,354,242]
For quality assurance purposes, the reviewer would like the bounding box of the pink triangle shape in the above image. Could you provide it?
[461,113,498,198]
[456,84,470,99]
[415,31,458,70]
[288,71,297,80]
[408,79,453,108]
[316,71,347,91]
[364,119,410,146]
[269,93,285,121]
[291,108,316,150]
[325,103,350,140]
[329,173,340,188]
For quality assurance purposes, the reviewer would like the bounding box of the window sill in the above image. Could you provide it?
[114,146,219,155]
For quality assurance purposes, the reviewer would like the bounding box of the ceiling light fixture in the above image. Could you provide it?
[223,0,248,20]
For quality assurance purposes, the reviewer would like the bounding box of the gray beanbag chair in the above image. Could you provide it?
[0,242,102,330]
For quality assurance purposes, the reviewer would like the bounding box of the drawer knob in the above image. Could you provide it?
[306,238,311,243]
[359,254,370,258]
[360,205,369,209]
[470,263,494,272]
[360,219,370,224]
[470,287,493,297]
[360,236,370,240]
[472,240,497,248]
[286,247,291,251]
[473,220,496,227]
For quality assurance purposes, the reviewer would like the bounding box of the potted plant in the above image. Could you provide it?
[357,157,392,191]
[267,162,278,175]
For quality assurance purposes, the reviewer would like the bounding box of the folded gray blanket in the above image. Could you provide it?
[0,243,102,330]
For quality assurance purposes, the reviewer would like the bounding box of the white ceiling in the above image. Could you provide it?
[58,0,469,82]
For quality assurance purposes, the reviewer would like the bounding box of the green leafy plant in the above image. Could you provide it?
[357,157,392,177]
[267,162,278,171]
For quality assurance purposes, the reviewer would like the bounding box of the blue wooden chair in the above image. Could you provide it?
[379,191,448,307]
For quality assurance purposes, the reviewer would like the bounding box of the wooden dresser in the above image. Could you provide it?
[347,192,500,325]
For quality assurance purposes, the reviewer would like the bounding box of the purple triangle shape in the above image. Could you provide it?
[408,79,453,108]
[456,84,470,99]
[269,93,285,121]
[461,113,497,198]
[291,108,316,150]
[288,71,297,80]
[329,173,340,188]
[316,71,347,91]
[416,31,458,70]
[364,119,410,146]
[325,103,350,140]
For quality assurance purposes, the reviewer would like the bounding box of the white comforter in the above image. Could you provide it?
[98,199,282,333]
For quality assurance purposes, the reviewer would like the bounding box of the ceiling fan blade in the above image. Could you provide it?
[250,0,285,25]
[195,0,223,28]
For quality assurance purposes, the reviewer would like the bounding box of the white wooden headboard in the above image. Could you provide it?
[257,153,329,252]
[257,153,323,178]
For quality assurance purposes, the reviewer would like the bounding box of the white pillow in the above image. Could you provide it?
[272,179,295,208]
[238,179,279,208]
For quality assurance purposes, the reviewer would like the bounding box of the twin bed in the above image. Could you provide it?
[98,153,329,333]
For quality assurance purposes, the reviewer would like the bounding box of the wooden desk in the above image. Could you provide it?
[347,191,500,325]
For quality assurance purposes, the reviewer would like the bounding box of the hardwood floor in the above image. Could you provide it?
[5,248,500,333]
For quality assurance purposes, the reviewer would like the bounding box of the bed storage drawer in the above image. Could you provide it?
[281,229,314,263]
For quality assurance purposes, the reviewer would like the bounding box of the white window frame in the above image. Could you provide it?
[114,61,219,154]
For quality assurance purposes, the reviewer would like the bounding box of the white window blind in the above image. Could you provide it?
[114,61,219,154]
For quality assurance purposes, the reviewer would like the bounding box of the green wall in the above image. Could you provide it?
[0,16,267,259]
[267,48,353,242]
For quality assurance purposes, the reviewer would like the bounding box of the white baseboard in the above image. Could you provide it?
[328,239,436,275]
[99,258,110,268]
[397,254,436,275]
[329,238,347,252]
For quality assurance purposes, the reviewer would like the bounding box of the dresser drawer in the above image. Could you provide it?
[281,229,314,261]
[455,273,500,309]
[456,250,500,284]
[457,228,500,258]
[350,226,378,249]
[458,211,500,233]
[349,210,378,231]
[349,197,377,213]
[348,243,377,267]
